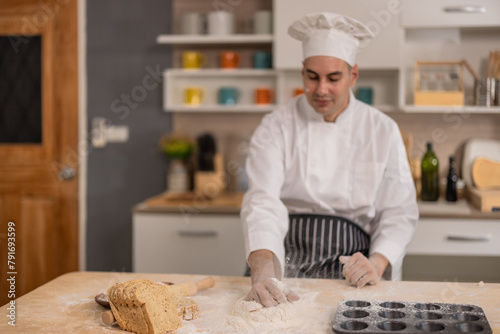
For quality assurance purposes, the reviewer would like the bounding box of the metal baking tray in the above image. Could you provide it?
[332,300,492,333]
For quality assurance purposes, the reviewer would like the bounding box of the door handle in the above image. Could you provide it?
[446,234,491,242]
[177,230,218,237]
[59,167,76,180]
[443,6,486,13]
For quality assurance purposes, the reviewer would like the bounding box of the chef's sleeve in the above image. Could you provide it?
[240,110,290,280]
[370,127,419,280]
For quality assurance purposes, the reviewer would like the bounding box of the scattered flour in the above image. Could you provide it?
[231,278,297,323]
[178,279,328,334]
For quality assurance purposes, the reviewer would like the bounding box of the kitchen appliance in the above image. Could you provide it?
[332,300,492,334]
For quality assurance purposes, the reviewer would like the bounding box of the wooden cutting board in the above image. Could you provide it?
[468,186,500,212]
[473,157,500,190]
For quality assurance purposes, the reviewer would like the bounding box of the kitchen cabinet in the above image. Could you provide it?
[398,0,500,112]
[401,0,500,28]
[403,218,500,282]
[133,212,246,276]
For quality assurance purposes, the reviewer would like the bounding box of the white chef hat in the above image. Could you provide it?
[288,12,374,66]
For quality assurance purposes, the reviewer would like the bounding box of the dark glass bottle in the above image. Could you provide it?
[421,142,439,201]
[446,156,458,202]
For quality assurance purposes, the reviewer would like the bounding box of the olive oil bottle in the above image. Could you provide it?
[421,142,439,201]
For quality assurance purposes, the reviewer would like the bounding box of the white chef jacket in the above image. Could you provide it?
[241,92,419,280]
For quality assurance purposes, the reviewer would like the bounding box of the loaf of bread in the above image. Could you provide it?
[107,279,182,334]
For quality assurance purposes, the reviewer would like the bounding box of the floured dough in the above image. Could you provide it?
[232,278,297,323]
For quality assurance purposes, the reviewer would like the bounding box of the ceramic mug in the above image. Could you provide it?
[253,10,272,34]
[255,87,273,104]
[356,87,374,105]
[293,87,305,97]
[218,87,239,105]
[184,86,205,105]
[180,12,204,35]
[253,51,272,69]
[220,51,241,69]
[207,10,235,35]
[182,51,206,69]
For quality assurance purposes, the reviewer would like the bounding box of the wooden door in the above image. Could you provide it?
[0,0,78,306]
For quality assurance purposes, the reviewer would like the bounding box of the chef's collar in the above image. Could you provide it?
[288,12,374,66]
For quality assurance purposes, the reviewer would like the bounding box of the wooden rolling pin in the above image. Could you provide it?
[473,157,500,190]
[101,277,215,325]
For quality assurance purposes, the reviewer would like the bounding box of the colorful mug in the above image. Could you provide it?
[218,87,239,105]
[184,86,205,105]
[182,51,206,69]
[356,87,374,105]
[220,51,241,69]
[253,51,272,69]
[255,87,273,104]
[293,87,305,97]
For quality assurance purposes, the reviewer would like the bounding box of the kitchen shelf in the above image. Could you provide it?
[166,69,277,77]
[166,104,276,113]
[402,105,500,114]
[157,34,273,45]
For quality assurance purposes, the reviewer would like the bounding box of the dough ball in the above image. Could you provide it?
[231,278,297,323]
[232,299,295,323]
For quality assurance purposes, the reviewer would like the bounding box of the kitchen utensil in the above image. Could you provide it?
[95,293,110,308]
[474,77,496,106]
[494,51,500,78]
[99,277,214,325]
[462,139,500,188]
[487,50,495,78]
[332,299,492,334]
[472,157,500,190]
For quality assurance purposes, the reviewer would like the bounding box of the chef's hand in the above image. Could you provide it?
[339,252,388,288]
[245,250,300,307]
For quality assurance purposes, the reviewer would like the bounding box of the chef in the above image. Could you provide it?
[240,12,419,307]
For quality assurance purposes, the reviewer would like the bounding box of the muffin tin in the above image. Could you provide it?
[332,300,492,333]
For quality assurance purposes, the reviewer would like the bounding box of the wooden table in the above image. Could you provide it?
[1,271,499,333]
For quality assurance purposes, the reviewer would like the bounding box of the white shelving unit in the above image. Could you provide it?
[157,34,273,45]
[160,0,500,115]
[402,105,500,114]
[164,69,278,112]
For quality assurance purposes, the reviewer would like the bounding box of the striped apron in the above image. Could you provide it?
[284,213,370,279]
